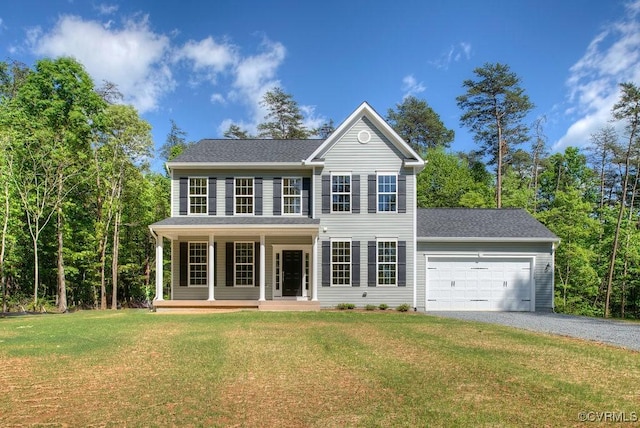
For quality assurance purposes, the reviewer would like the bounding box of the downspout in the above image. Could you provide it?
[412,167,418,311]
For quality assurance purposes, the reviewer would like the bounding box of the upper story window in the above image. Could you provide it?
[331,174,351,212]
[189,178,207,214]
[235,178,254,214]
[377,240,397,286]
[331,240,351,286]
[283,177,302,215]
[377,174,397,212]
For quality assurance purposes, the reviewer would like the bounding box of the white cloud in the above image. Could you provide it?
[401,74,426,99]
[210,93,226,104]
[429,42,472,70]
[176,36,237,84]
[29,15,174,113]
[555,0,640,150]
[96,4,119,15]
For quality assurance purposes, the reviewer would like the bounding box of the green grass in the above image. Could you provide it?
[1,310,638,427]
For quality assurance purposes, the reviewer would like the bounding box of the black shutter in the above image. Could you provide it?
[322,241,330,287]
[398,175,406,213]
[368,241,376,287]
[208,177,217,215]
[273,177,282,215]
[302,177,311,216]
[225,178,233,215]
[225,242,234,286]
[351,241,360,287]
[352,175,360,214]
[322,175,330,214]
[179,177,188,215]
[398,241,407,287]
[255,178,263,215]
[254,242,260,286]
[179,242,188,286]
[368,175,376,213]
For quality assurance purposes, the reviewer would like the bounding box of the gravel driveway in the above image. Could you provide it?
[427,311,640,352]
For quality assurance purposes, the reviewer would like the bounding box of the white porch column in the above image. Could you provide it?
[259,234,266,301]
[311,234,318,301]
[208,234,215,301]
[155,234,164,301]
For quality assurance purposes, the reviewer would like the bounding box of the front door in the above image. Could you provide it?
[282,250,303,296]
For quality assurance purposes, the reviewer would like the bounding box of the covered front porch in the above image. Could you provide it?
[149,217,321,308]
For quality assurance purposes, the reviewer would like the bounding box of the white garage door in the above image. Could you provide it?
[426,257,532,311]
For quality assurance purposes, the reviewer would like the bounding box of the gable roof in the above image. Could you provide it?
[417,208,559,242]
[167,139,325,167]
[305,102,425,169]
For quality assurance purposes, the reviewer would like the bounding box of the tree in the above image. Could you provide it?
[604,82,640,318]
[257,87,312,139]
[223,124,251,139]
[160,120,188,161]
[417,148,478,207]
[316,119,335,139]
[387,96,454,153]
[456,63,534,208]
[4,57,105,309]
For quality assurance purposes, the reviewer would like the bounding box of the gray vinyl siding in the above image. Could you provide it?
[315,117,417,309]
[416,242,555,312]
[171,235,313,300]
[171,169,312,217]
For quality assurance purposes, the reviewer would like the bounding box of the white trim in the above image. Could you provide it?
[376,238,398,287]
[424,253,536,312]
[418,237,560,243]
[234,177,255,216]
[330,172,352,213]
[188,176,208,215]
[305,102,425,171]
[154,233,164,301]
[188,241,208,287]
[234,241,255,287]
[271,244,313,299]
[282,176,303,216]
[168,162,309,169]
[207,235,215,301]
[330,238,352,287]
[259,235,266,301]
[376,172,398,214]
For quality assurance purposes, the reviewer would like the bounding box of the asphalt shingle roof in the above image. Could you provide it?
[417,208,558,240]
[170,139,326,163]
[151,217,320,227]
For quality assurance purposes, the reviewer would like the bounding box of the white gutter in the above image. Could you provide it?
[417,237,561,243]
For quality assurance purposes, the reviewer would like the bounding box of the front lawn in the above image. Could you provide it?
[0,310,638,427]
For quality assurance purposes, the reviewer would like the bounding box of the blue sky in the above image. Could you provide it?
[2,0,640,171]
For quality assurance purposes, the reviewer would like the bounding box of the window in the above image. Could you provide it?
[378,175,397,212]
[235,178,254,214]
[377,241,397,286]
[283,177,302,215]
[235,242,254,286]
[331,174,351,212]
[331,241,351,285]
[189,178,207,214]
[189,242,207,286]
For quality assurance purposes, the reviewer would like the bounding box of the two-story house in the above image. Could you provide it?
[149,102,559,312]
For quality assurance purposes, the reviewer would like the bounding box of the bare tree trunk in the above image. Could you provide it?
[1,183,9,314]
[56,176,68,313]
[33,235,39,307]
[99,234,109,310]
[111,207,121,310]
[620,166,638,318]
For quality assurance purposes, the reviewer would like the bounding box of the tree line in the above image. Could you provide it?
[1,57,638,318]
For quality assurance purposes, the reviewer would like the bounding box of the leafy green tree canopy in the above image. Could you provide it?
[257,87,312,139]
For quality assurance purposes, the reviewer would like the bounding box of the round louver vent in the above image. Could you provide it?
[357,130,371,144]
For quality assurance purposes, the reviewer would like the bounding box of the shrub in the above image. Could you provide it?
[336,303,356,310]
[378,303,389,310]
[396,303,411,312]
[365,304,377,311]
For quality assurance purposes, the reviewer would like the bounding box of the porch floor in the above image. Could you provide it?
[153,299,320,312]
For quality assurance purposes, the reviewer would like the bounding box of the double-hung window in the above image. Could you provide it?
[377,241,397,286]
[235,178,254,214]
[189,178,207,214]
[331,174,351,212]
[283,177,302,215]
[189,242,207,286]
[331,240,351,286]
[235,242,254,286]
[377,174,397,212]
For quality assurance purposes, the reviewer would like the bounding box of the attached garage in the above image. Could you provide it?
[416,209,559,312]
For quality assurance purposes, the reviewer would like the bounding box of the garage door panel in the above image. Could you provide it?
[427,257,532,311]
